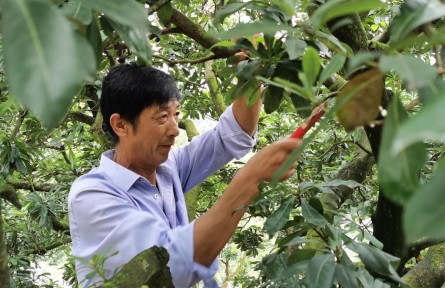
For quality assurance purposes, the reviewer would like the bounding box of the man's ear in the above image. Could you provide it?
[109,113,128,138]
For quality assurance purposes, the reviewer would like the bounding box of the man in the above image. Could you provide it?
[68,63,300,287]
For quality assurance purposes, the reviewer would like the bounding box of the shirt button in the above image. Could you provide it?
[154,194,159,199]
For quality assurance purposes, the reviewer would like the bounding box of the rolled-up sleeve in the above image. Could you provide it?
[174,104,257,192]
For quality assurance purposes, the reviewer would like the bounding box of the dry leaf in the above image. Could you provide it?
[336,68,383,132]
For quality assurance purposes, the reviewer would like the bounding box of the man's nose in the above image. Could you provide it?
[168,118,180,137]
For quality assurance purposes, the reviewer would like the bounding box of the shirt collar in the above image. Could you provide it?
[99,150,142,192]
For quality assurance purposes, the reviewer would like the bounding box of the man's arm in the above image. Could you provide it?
[193,138,301,266]
[232,88,262,137]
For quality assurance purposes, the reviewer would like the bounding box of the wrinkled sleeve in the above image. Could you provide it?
[69,188,216,288]
[173,104,257,192]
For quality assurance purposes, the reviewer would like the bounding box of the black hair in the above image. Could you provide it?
[100,63,180,143]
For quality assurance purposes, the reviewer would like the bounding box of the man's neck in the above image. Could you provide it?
[112,149,157,186]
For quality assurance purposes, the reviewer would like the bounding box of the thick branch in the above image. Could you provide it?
[169,8,237,58]
[103,246,173,287]
[69,111,95,125]
[9,110,28,142]
[8,180,52,192]
[0,187,22,209]
[179,119,199,141]
[204,60,226,116]
[402,243,445,288]
[147,0,172,15]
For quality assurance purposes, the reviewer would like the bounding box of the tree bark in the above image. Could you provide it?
[205,60,227,116]
[179,119,200,221]
[402,243,445,288]
[103,246,173,288]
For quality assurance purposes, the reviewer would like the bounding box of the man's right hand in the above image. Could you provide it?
[241,138,301,185]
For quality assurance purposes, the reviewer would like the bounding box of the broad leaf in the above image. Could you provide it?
[81,0,147,29]
[305,254,336,288]
[335,264,359,288]
[301,199,329,227]
[318,54,346,86]
[107,18,152,64]
[61,0,92,25]
[270,0,295,17]
[378,97,427,204]
[215,1,253,22]
[302,47,321,87]
[284,36,306,60]
[349,242,401,282]
[418,78,445,103]
[392,95,445,153]
[311,0,386,29]
[379,55,437,90]
[214,21,292,39]
[157,3,173,26]
[336,69,383,132]
[404,159,445,243]
[389,0,445,44]
[263,197,295,237]
[263,87,283,114]
[2,0,95,128]
[86,18,103,69]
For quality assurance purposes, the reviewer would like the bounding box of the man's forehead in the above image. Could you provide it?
[158,100,180,109]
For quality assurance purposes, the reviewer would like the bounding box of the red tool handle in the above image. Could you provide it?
[290,104,326,139]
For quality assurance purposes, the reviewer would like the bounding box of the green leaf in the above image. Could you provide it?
[284,36,306,60]
[346,52,379,77]
[2,0,96,128]
[392,96,445,153]
[418,78,445,103]
[318,54,346,86]
[311,0,386,29]
[404,159,445,243]
[60,0,92,25]
[389,0,445,44]
[305,254,336,288]
[335,264,359,288]
[86,18,103,69]
[270,0,295,17]
[157,3,173,26]
[213,21,292,40]
[263,197,295,237]
[301,199,329,227]
[302,47,321,87]
[215,1,253,22]
[263,87,283,114]
[379,55,437,90]
[349,242,401,281]
[378,97,427,204]
[107,18,152,64]
[81,0,147,29]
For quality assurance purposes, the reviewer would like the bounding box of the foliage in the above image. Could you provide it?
[0,0,444,287]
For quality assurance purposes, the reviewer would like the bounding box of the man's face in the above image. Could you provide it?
[125,100,180,168]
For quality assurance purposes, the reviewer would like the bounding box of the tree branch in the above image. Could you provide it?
[153,53,221,65]
[69,111,95,125]
[169,8,237,58]
[147,0,172,15]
